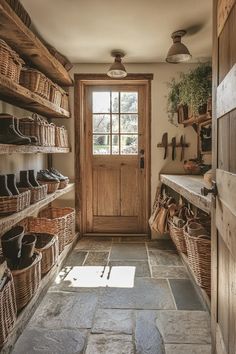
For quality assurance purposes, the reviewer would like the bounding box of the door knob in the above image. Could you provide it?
[140,157,144,169]
[201,181,218,197]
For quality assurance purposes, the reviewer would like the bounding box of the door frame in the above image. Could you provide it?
[74,74,153,236]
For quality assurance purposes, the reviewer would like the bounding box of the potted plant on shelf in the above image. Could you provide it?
[179,64,212,117]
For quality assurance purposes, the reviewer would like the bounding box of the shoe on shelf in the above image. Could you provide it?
[49,168,69,181]
[0,114,31,145]
[14,118,38,145]
[18,170,33,188]
[6,174,20,195]
[37,170,60,182]
[0,175,13,197]
[28,170,40,187]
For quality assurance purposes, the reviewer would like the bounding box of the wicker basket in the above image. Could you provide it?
[0,191,31,216]
[35,233,59,275]
[55,126,69,148]
[184,228,211,296]
[168,220,187,254]
[20,68,50,100]
[58,179,69,190]
[61,92,69,111]
[18,184,48,205]
[0,270,17,347]
[11,251,42,311]
[38,180,60,194]
[0,39,23,83]
[38,207,75,250]
[50,82,63,106]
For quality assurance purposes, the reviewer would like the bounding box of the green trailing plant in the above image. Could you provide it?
[179,64,212,115]
[167,78,180,125]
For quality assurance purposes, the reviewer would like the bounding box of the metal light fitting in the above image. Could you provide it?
[107,51,127,78]
[166,30,192,63]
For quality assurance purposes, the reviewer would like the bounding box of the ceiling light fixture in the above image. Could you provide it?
[166,30,192,63]
[107,51,127,78]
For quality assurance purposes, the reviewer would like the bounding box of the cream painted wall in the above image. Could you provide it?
[53,63,198,205]
[0,102,46,178]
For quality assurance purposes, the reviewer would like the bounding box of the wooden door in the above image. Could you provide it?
[83,84,150,235]
[212,1,236,353]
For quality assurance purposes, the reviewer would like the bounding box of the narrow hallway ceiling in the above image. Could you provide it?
[21,0,212,63]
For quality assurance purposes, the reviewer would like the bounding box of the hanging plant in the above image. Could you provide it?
[166,78,180,125]
[179,64,212,115]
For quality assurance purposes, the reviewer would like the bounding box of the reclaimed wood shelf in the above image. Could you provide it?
[0,144,70,154]
[1,234,79,354]
[0,73,70,118]
[0,0,73,87]
[182,114,212,127]
[160,174,211,214]
[0,183,75,235]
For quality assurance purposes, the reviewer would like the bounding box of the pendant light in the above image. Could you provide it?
[166,30,192,63]
[107,51,127,78]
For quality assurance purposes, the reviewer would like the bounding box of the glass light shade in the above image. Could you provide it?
[166,34,192,63]
[107,57,127,78]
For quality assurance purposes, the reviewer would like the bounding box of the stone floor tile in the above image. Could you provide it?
[148,250,182,266]
[135,310,165,354]
[12,328,87,354]
[84,252,109,266]
[110,243,147,260]
[165,344,211,354]
[109,260,151,277]
[147,239,176,250]
[28,291,98,329]
[75,239,112,251]
[85,334,134,354]
[151,266,189,279]
[169,279,204,310]
[156,310,211,344]
[62,250,87,267]
[92,309,134,334]
[118,236,150,243]
[99,278,175,310]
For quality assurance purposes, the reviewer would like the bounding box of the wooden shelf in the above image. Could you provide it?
[1,234,79,354]
[160,174,211,214]
[0,0,73,87]
[182,114,212,127]
[0,144,70,154]
[0,73,70,118]
[0,183,75,235]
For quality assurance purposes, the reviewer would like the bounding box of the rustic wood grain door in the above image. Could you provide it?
[83,83,150,235]
[212,1,236,353]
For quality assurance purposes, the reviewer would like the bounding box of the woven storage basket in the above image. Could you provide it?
[7,51,24,83]
[50,83,63,106]
[38,180,60,194]
[20,68,49,99]
[61,92,69,111]
[0,190,31,216]
[0,270,17,347]
[39,207,76,248]
[58,179,69,190]
[184,227,211,296]
[35,233,59,275]
[168,220,187,254]
[11,251,42,311]
[55,126,69,148]
[18,184,48,205]
[0,39,11,77]
[19,115,55,147]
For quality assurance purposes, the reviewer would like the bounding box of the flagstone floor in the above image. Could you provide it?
[12,237,211,354]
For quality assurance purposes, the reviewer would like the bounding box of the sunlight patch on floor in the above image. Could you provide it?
[55,266,135,288]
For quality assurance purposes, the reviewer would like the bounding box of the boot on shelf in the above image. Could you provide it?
[37,170,59,182]
[49,168,69,181]
[6,174,20,195]
[1,226,24,268]
[28,170,40,187]
[18,170,33,188]
[14,118,38,145]
[0,114,31,145]
[20,234,36,267]
[0,175,12,197]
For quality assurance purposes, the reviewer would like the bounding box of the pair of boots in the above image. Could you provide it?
[1,226,36,269]
[37,168,68,182]
[0,114,37,145]
[0,170,39,197]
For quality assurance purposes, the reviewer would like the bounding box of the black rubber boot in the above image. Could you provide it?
[20,233,36,268]
[0,114,31,145]
[28,170,40,187]
[14,118,38,145]
[1,226,24,268]
[7,174,20,195]
[18,170,33,188]
[0,175,12,196]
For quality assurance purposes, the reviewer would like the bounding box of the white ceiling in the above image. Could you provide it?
[21,0,212,64]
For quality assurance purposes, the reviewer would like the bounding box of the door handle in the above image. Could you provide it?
[201,181,218,197]
[140,157,144,169]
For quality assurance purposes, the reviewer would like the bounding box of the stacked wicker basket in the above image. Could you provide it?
[0,39,24,84]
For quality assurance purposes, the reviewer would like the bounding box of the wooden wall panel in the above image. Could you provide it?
[229,110,236,173]
[218,116,230,171]
[218,0,236,36]
[229,256,236,354]
[229,4,236,67]
[121,165,139,216]
[95,168,120,216]
[218,19,231,83]
[93,216,138,233]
